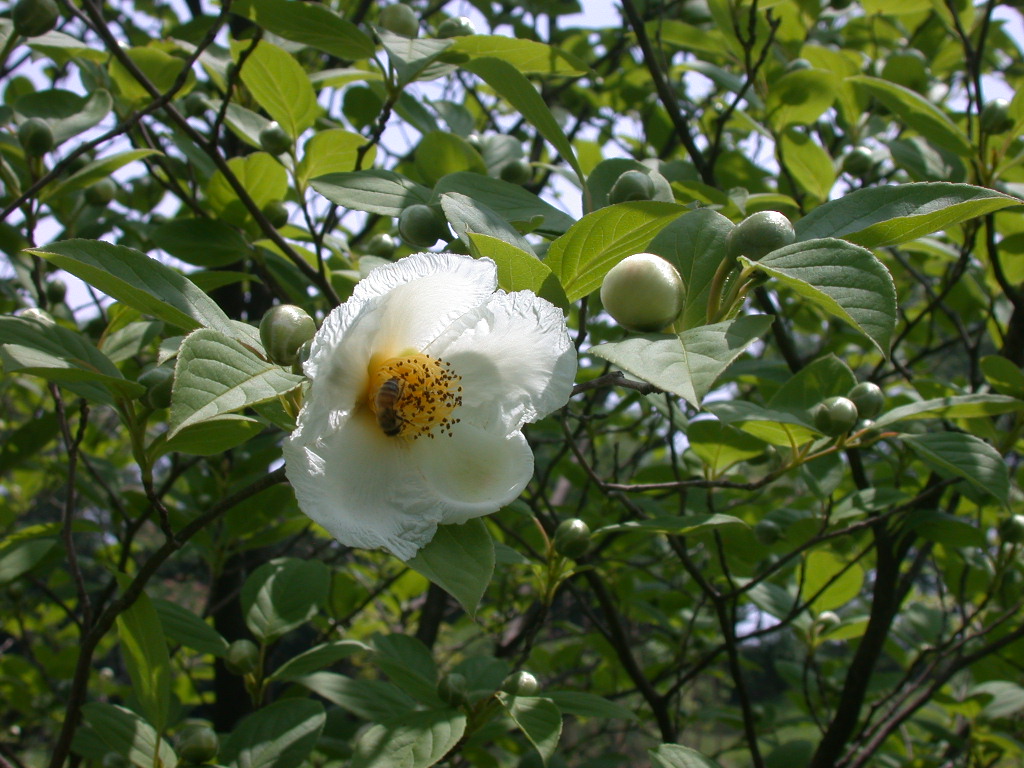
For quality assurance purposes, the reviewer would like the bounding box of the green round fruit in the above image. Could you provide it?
[881,50,929,92]
[553,518,591,559]
[379,3,418,37]
[364,232,396,258]
[600,252,684,333]
[260,305,316,367]
[45,278,66,304]
[138,365,174,410]
[398,204,448,247]
[262,200,289,229]
[608,169,655,204]
[813,396,859,437]
[785,58,813,73]
[184,91,209,117]
[726,211,796,262]
[998,514,1024,545]
[176,725,219,765]
[847,381,884,420]
[841,146,874,177]
[437,672,469,706]
[436,15,475,37]
[224,639,260,675]
[499,158,532,185]
[259,122,292,155]
[980,98,1014,135]
[85,178,117,206]
[12,0,59,37]
[18,117,54,156]
[291,338,313,375]
[754,519,781,545]
[814,610,841,634]
[501,670,539,696]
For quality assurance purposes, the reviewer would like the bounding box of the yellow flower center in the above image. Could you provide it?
[367,354,463,439]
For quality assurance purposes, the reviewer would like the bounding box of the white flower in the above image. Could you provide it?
[283,252,577,560]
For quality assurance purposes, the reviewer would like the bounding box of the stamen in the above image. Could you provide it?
[367,354,463,439]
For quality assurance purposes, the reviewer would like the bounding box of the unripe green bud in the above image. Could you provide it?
[501,670,539,696]
[260,305,317,367]
[608,169,655,204]
[812,396,859,437]
[259,122,292,155]
[45,278,66,304]
[138,365,174,410]
[999,514,1024,545]
[814,610,841,634]
[291,338,312,375]
[726,211,796,262]
[15,307,55,324]
[85,178,116,206]
[785,58,813,73]
[184,91,209,117]
[379,3,418,37]
[846,381,884,420]
[262,200,289,229]
[12,0,59,37]
[398,204,448,248]
[553,518,591,559]
[499,158,532,185]
[980,98,1014,135]
[224,639,260,675]
[436,15,475,38]
[754,519,781,545]
[600,252,684,333]
[841,146,874,177]
[176,725,219,765]
[881,50,929,92]
[364,232,396,258]
[18,117,54,156]
[437,672,469,706]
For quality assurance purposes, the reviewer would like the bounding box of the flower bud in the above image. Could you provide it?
[846,382,884,420]
[980,98,1014,135]
[261,200,289,229]
[398,204,448,248]
[841,146,874,177]
[260,305,317,367]
[138,365,174,410]
[501,670,539,696]
[436,15,475,38]
[18,117,54,156]
[754,519,781,545]
[499,158,532,185]
[85,178,117,206]
[437,672,469,706]
[364,232,396,258]
[379,3,418,37]
[15,307,55,324]
[812,396,859,437]
[259,121,292,155]
[12,0,59,37]
[291,338,313,375]
[184,91,209,117]
[224,639,260,675]
[46,279,68,304]
[553,518,591,559]
[999,514,1024,545]
[176,724,219,765]
[608,170,655,204]
[814,610,841,635]
[600,252,684,333]
[726,211,796,262]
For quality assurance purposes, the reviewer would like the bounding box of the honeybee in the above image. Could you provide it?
[375,376,405,436]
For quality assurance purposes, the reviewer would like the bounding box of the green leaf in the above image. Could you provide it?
[269,639,371,681]
[407,518,494,617]
[594,513,748,537]
[169,328,303,437]
[767,69,836,128]
[158,414,265,456]
[441,192,535,254]
[589,315,773,408]
[0,410,59,474]
[795,183,1019,248]
[647,208,734,330]
[296,129,371,189]
[466,233,568,309]
[311,169,432,216]
[351,708,467,768]
[780,127,835,200]
[543,691,637,721]
[546,201,687,301]
[109,46,195,103]
[115,591,172,731]
[750,238,896,357]
[241,557,330,643]
[462,57,583,182]
[29,240,236,336]
[207,151,289,227]
[41,149,162,201]
[687,420,765,476]
[801,550,865,612]
[650,744,724,768]
[445,35,588,75]
[435,172,575,235]
[767,354,857,416]
[374,634,440,705]
[968,681,1024,721]
[500,695,562,766]
[907,510,985,548]
[221,699,326,768]
[151,218,251,268]
[234,0,374,59]
[294,673,417,720]
[982,355,1024,398]
[0,537,56,584]
[650,20,730,59]
[873,394,1024,428]
[902,432,1009,505]
[745,581,800,621]
[235,39,319,138]
[848,75,971,156]
[706,400,819,447]
[152,598,229,657]
[81,703,177,768]
[415,131,486,187]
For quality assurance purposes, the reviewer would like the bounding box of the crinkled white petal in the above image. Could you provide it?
[410,422,535,524]
[284,411,444,561]
[426,290,577,433]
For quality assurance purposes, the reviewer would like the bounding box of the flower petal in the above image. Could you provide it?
[410,423,535,524]
[426,290,577,433]
[284,411,443,561]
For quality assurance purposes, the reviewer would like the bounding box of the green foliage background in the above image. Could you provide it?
[1,0,1024,767]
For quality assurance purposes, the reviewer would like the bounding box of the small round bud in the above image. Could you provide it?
[814,610,842,635]
[262,200,289,229]
[999,514,1024,545]
[138,365,174,410]
[176,725,219,765]
[18,117,54,156]
[224,639,260,676]
[12,0,59,37]
[608,170,655,204]
[785,58,813,73]
[754,519,782,545]
[184,91,209,117]
[600,252,684,333]
[436,15,475,38]
[980,98,1014,135]
[812,396,859,437]
[259,122,292,155]
[398,204,448,248]
[378,3,418,37]
[15,307,55,324]
[881,50,929,92]
[84,178,116,206]
[499,158,532,185]
[291,338,312,375]
[364,232,396,258]
[841,146,874,177]
[437,672,469,706]
[501,670,539,696]
[846,382,884,420]
[726,211,796,262]
[259,305,316,367]
[45,278,67,304]
[553,518,591,559]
